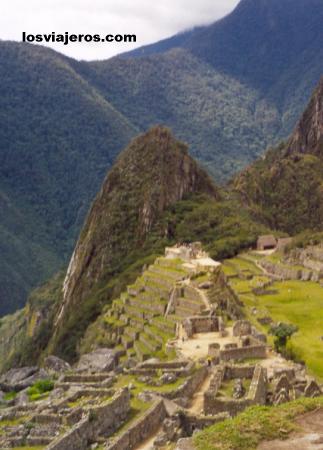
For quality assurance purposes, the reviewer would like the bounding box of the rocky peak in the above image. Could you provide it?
[287,77,323,155]
[55,126,218,330]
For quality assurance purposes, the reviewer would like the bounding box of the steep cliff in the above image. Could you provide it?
[234,77,323,233]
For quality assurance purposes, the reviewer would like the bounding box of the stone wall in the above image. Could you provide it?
[247,365,267,405]
[224,364,255,380]
[47,389,130,450]
[260,260,320,282]
[204,365,267,417]
[220,344,266,362]
[105,400,166,450]
[184,316,219,337]
[162,366,208,400]
[182,412,229,435]
[204,394,252,417]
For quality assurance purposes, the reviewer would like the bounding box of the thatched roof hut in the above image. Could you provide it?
[257,235,277,251]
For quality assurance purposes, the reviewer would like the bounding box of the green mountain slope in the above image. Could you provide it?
[0,42,137,314]
[234,77,323,234]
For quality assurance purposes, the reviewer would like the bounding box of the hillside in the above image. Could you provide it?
[0,127,266,368]
[0,41,137,314]
[234,77,323,234]
[1,0,323,315]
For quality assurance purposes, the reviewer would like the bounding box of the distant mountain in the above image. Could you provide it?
[235,77,323,233]
[0,42,137,314]
[1,0,323,314]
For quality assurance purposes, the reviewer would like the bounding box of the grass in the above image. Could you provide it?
[12,447,44,450]
[3,391,17,401]
[226,251,323,380]
[194,397,323,450]
[113,374,186,395]
[27,379,54,402]
[217,379,252,398]
[254,280,323,379]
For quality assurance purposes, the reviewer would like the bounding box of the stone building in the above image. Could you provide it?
[257,235,277,251]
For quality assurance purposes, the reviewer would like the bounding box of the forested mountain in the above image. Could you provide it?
[0,42,137,314]
[235,77,323,234]
[1,0,323,314]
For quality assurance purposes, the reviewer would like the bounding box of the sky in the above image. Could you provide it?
[1,0,239,61]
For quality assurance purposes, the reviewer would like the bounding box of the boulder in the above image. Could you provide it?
[233,379,246,399]
[14,369,49,391]
[160,373,177,385]
[0,367,48,392]
[76,348,118,372]
[43,355,71,374]
[15,390,29,406]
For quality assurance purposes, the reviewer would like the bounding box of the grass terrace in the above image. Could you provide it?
[225,252,323,380]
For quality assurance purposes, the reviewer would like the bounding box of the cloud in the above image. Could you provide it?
[1,0,239,60]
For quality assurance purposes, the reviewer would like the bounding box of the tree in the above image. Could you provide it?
[270,322,298,354]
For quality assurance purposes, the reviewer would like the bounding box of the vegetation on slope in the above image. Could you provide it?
[194,397,323,450]
[0,41,137,315]
[235,77,323,234]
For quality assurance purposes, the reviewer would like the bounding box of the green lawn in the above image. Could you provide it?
[256,280,323,379]
[226,251,323,380]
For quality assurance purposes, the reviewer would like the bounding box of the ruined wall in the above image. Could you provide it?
[163,366,208,400]
[247,365,267,405]
[204,394,251,417]
[105,400,166,450]
[184,316,219,336]
[259,260,320,282]
[224,364,255,380]
[183,412,229,435]
[220,344,266,362]
[47,389,130,450]
[204,365,267,417]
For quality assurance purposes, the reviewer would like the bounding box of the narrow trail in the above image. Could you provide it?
[196,287,212,311]
[187,370,213,415]
[134,426,162,450]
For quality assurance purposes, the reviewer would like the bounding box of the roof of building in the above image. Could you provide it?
[257,235,277,246]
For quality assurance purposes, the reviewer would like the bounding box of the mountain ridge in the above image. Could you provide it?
[234,77,323,233]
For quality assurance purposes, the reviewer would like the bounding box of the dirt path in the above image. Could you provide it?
[258,409,323,450]
[196,287,211,311]
[188,370,213,415]
[134,426,162,450]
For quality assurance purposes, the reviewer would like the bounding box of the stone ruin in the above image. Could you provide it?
[0,245,322,450]
[204,364,267,417]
